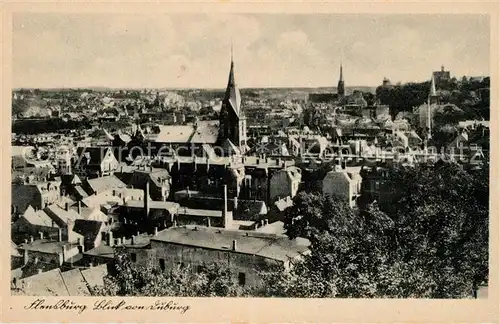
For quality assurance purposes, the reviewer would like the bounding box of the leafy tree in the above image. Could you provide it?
[91,249,250,297]
[376,162,489,297]
[276,193,392,297]
[273,161,488,298]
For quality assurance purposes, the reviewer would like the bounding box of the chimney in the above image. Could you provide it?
[254,222,259,230]
[108,231,114,247]
[206,217,211,228]
[144,181,150,217]
[222,185,229,229]
[232,239,237,251]
[58,228,62,242]
[277,158,281,166]
[265,219,269,226]
[77,201,81,215]
[173,220,178,227]
[60,245,66,263]
[30,235,34,243]
[39,231,44,240]
[24,238,28,244]
[112,190,116,196]
[78,237,84,253]
[23,249,29,265]
[65,202,69,211]
[233,196,238,210]
[130,236,135,245]
[154,227,158,236]
[38,269,43,275]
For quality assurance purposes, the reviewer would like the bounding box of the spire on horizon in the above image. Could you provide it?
[339,47,344,82]
[337,46,345,98]
[430,74,437,97]
[230,39,234,64]
[223,40,241,116]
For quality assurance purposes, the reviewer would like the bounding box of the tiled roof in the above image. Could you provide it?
[73,219,104,245]
[80,264,109,288]
[22,205,55,227]
[189,120,219,144]
[83,244,114,259]
[76,147,112,166]
[87,175,126,194]
[124,200,180,214]
[19,239,78,254]
[12,241,21,257]
[12,268,69,296]
[11,267,104,296]
[11,184,41,214]
[177,207,225,218]
[44,204,80,227]
[255,221,286,235]
[222,59,242,116]
[60,268,91,296]
[80,193,122,209]
[75,185,90,198]
[152,226,310,262]
[154,125,194,143]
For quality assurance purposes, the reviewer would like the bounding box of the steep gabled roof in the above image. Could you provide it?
[222,52,242,117]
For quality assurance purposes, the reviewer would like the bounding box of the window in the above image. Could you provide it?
[238,272,246,286]
[159,258,165,271]
[130,253,137,262]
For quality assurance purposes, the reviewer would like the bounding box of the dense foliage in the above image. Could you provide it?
[375,77,490,120]
[91,249,251,297]
[268,161,489,298]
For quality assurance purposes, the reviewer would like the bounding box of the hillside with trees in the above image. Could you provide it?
[375,77,490,121]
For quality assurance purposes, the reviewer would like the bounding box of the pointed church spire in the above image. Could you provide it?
[339,48,344,82]
[223,41,241,116]
[231,39,234,63]
[337,48,345,98]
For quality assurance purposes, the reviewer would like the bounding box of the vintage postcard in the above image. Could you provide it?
[1,1,499,323]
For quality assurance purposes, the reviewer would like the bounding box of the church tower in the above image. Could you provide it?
[426,75,439,140]
[218,44,247,154]
[337,61,345,99]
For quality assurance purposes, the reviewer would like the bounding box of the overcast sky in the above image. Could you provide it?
[13,13,490,89]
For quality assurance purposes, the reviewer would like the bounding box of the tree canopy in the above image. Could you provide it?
[268,161,489,298]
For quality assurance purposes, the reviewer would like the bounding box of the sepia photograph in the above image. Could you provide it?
[8,10,492,303]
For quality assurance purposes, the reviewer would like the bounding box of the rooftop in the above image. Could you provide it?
[152,225,310,262]
[123,200,180,214]
[19,239,79,254]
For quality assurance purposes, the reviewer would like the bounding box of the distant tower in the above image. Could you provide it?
[218,43,247,153]
[429,74,439,105]
[427,75,439,139]
[57,146,72,175]
[337,61,345,98]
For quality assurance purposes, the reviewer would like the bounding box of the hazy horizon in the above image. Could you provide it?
[13,13,490,89]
